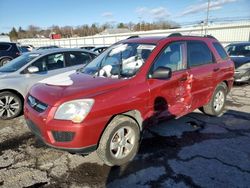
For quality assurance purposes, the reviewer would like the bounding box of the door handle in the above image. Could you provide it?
[213,68,220,72]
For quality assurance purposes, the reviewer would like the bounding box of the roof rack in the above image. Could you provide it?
[204,35,217,39]
[168,33,182,37]
[167,33,218,40]
[127,35,140,39]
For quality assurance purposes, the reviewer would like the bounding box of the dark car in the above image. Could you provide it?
[91,46,108,54]
[36,45,60,50]
[20,46,30,53]
[0,42,22,66]
[80,46,95,50]
[225,42,250,82]
[21,45,34,52]
[25,34,234,166]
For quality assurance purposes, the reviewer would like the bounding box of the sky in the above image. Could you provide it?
[0,0,249,33]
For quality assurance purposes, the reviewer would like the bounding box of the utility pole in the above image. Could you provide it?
[205,0,210,35]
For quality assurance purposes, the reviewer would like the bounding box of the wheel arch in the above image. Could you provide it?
[222,80,229,93]
[96,109,143,148]
[0,89,25,106]
[0,56,13,61]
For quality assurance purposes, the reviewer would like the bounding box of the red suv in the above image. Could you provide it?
[24,34,234,166]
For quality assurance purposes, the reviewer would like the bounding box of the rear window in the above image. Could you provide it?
[213,42,228,60]
[0,44,11,51]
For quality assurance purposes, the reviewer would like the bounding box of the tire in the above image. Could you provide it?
[0,58,12,66]
[97,115,140,166]
[201,83,227,116]
[0,92,23,120]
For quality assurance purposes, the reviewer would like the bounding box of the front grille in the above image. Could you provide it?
[52,131,75,142]
[26,119,42,138]
[27,95,48,113]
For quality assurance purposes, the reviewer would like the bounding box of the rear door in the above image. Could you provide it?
[186,40,215,110]
[147,41,193,119]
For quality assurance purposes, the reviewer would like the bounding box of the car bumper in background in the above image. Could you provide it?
[234,69,250,82]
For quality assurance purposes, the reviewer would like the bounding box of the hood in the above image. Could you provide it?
[29,72,128,106]
[230,56,250,69]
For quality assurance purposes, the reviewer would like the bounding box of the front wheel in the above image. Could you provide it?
[97,115,140,166]
[0,92,23,120]
[201,83,227,116]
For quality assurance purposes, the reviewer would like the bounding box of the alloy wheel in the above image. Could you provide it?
[213,90,225,112]
[110,126,136,159]
[0,95,20,119]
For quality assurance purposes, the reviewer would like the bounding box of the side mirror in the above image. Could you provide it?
[27,66,39,73]
[150,66,172,79]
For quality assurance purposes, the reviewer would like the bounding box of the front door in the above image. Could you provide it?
[147,41,193,120]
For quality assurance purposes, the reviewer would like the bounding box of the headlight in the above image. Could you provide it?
[238,62,250,70]
[54,99,94,123]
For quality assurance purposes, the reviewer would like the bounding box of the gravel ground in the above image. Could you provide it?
[0,84,250,188]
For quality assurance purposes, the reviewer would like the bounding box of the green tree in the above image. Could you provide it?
[117,22,126,28]
[9,27,18,41]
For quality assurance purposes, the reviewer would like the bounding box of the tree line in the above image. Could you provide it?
[7,21,179,41]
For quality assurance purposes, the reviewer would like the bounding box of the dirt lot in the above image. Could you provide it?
[0,84,250,188]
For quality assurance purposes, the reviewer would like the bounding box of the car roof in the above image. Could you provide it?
[0,42,17,45]
[122,35,217,44]
[34,48,96,55]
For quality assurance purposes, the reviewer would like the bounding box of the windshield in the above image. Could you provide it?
[81,43,156,79]
[225,44,250,57]
[0,53,40,72]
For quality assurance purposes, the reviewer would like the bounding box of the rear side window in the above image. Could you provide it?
[213,42,228,60]
[0,44,11,51]
[187,41,213,67]
[66,52,92,67]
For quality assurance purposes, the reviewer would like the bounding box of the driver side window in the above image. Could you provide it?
[31,57,47,72]
[153,42,186,72]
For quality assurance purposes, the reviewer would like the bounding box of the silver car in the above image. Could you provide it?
[0,48,97,119]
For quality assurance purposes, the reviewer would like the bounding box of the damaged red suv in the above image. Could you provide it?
[24,34,234,166]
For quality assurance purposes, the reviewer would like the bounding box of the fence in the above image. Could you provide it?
[18,21,250,47]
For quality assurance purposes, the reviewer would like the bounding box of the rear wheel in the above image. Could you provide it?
[201,83,227,116]
[0,92,22,120]
[97,115,140,166]
[0,58,12,66]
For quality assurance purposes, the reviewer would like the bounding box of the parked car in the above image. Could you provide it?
[225,42,250,83]
[80,46,95,50]
[36,45,60,50]
[0,42,22,66]
[21,45,35,52]
[0,48,97,119]
[24,35,234,166]
[91,46,108,54]
[20,46,30,53]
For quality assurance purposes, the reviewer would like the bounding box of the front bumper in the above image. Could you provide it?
[234,69,250,82]
[24,100,107,153]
